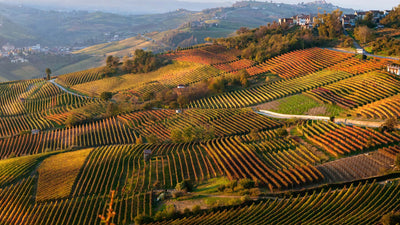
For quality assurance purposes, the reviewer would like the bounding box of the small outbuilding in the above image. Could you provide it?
[144,149,152,161]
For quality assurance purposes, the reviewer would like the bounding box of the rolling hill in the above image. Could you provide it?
[0,40,400,224]
[1,3,400,225]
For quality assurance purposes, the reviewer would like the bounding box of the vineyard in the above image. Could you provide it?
[56,67,105,87]
[349,94,400,119]
[317,151,396,183]
[189,70,355,108]
[147,182,400,225]
[244,48,354,78]
[1,42,400,225]
[304,71,400,109]
[164,45,240,65]
[299,121,400,157]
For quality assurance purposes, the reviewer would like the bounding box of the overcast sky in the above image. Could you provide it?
[0,0,398,12]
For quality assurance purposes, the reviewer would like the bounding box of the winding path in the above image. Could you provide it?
[256,109,400,129]
[324,47,400,61]
[49,79,90,98]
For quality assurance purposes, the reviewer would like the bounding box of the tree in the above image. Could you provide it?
[249,128,259,141]
[315,9,343,38]
[175,179,194,192]
[45,68,52,80]
[381,4,400,28]
[105,102,119,117]
[357,11,376,28]
[192,205,201,214]
[236,27,250,35]
[65,113,78,127]
[381,211,400,225]
[154,205,177,221]
[134,215,153,225]
[380,117,398,132]
[276,127,289,137]
[146,134,159,144]
[170,129,183,143]
[239,178,255,189]
[106,55,120,68]
[99,190,116,225]
[238,69,250,87]
[100,92,113,101]
[354,26,374,43]
[208,77,227,93]
[177,95,189,108]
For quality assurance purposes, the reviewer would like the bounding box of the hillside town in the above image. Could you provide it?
[0,43,82,63]
[279,9,392,29]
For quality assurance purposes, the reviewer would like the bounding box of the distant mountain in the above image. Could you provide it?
[77,1,355,57]
[0,3,205,47]
[0,0,233,14]
[0,0,356,81]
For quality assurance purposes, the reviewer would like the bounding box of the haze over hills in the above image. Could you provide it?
[76,0,354,56]
[0,1,400,225]
[0,0,233,14]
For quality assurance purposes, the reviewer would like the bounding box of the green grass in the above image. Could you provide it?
[204,196,242,207]
[271,94,345,117]
[194,177,230,194]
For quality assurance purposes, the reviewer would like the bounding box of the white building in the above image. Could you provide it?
[387,64,400,76]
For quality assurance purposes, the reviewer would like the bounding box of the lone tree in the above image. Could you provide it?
[45,68,52,80]
[99,190,116,225]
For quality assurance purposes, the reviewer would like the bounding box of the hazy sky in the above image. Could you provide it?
[0,0,398,11]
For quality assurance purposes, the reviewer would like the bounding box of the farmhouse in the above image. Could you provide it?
[342,14,356,28]
[278,18,294,25]
[387,64,400,75]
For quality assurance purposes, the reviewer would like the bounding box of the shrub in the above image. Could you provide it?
[226,180,238,191]
[175,179,194,192]
[380,117,398,132]
[192,205,201,214]
[171,190,184,198]
[100,91,113,101]
[143,102,153,110]
[154,205,177,221]
[183,208,191,215]
[65,113,78,127]
[19,130,31,135]
[146,134,159,144]
[217,185,226,192]
[134,215,153,225]
[240,195,251,203]
[169,101,179,109]
[276,128,288,137]
[239,178,255,189]
[381,211,400,225]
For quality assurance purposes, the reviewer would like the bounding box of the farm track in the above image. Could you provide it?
[49,79,90,98]
[256,109,400,129]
